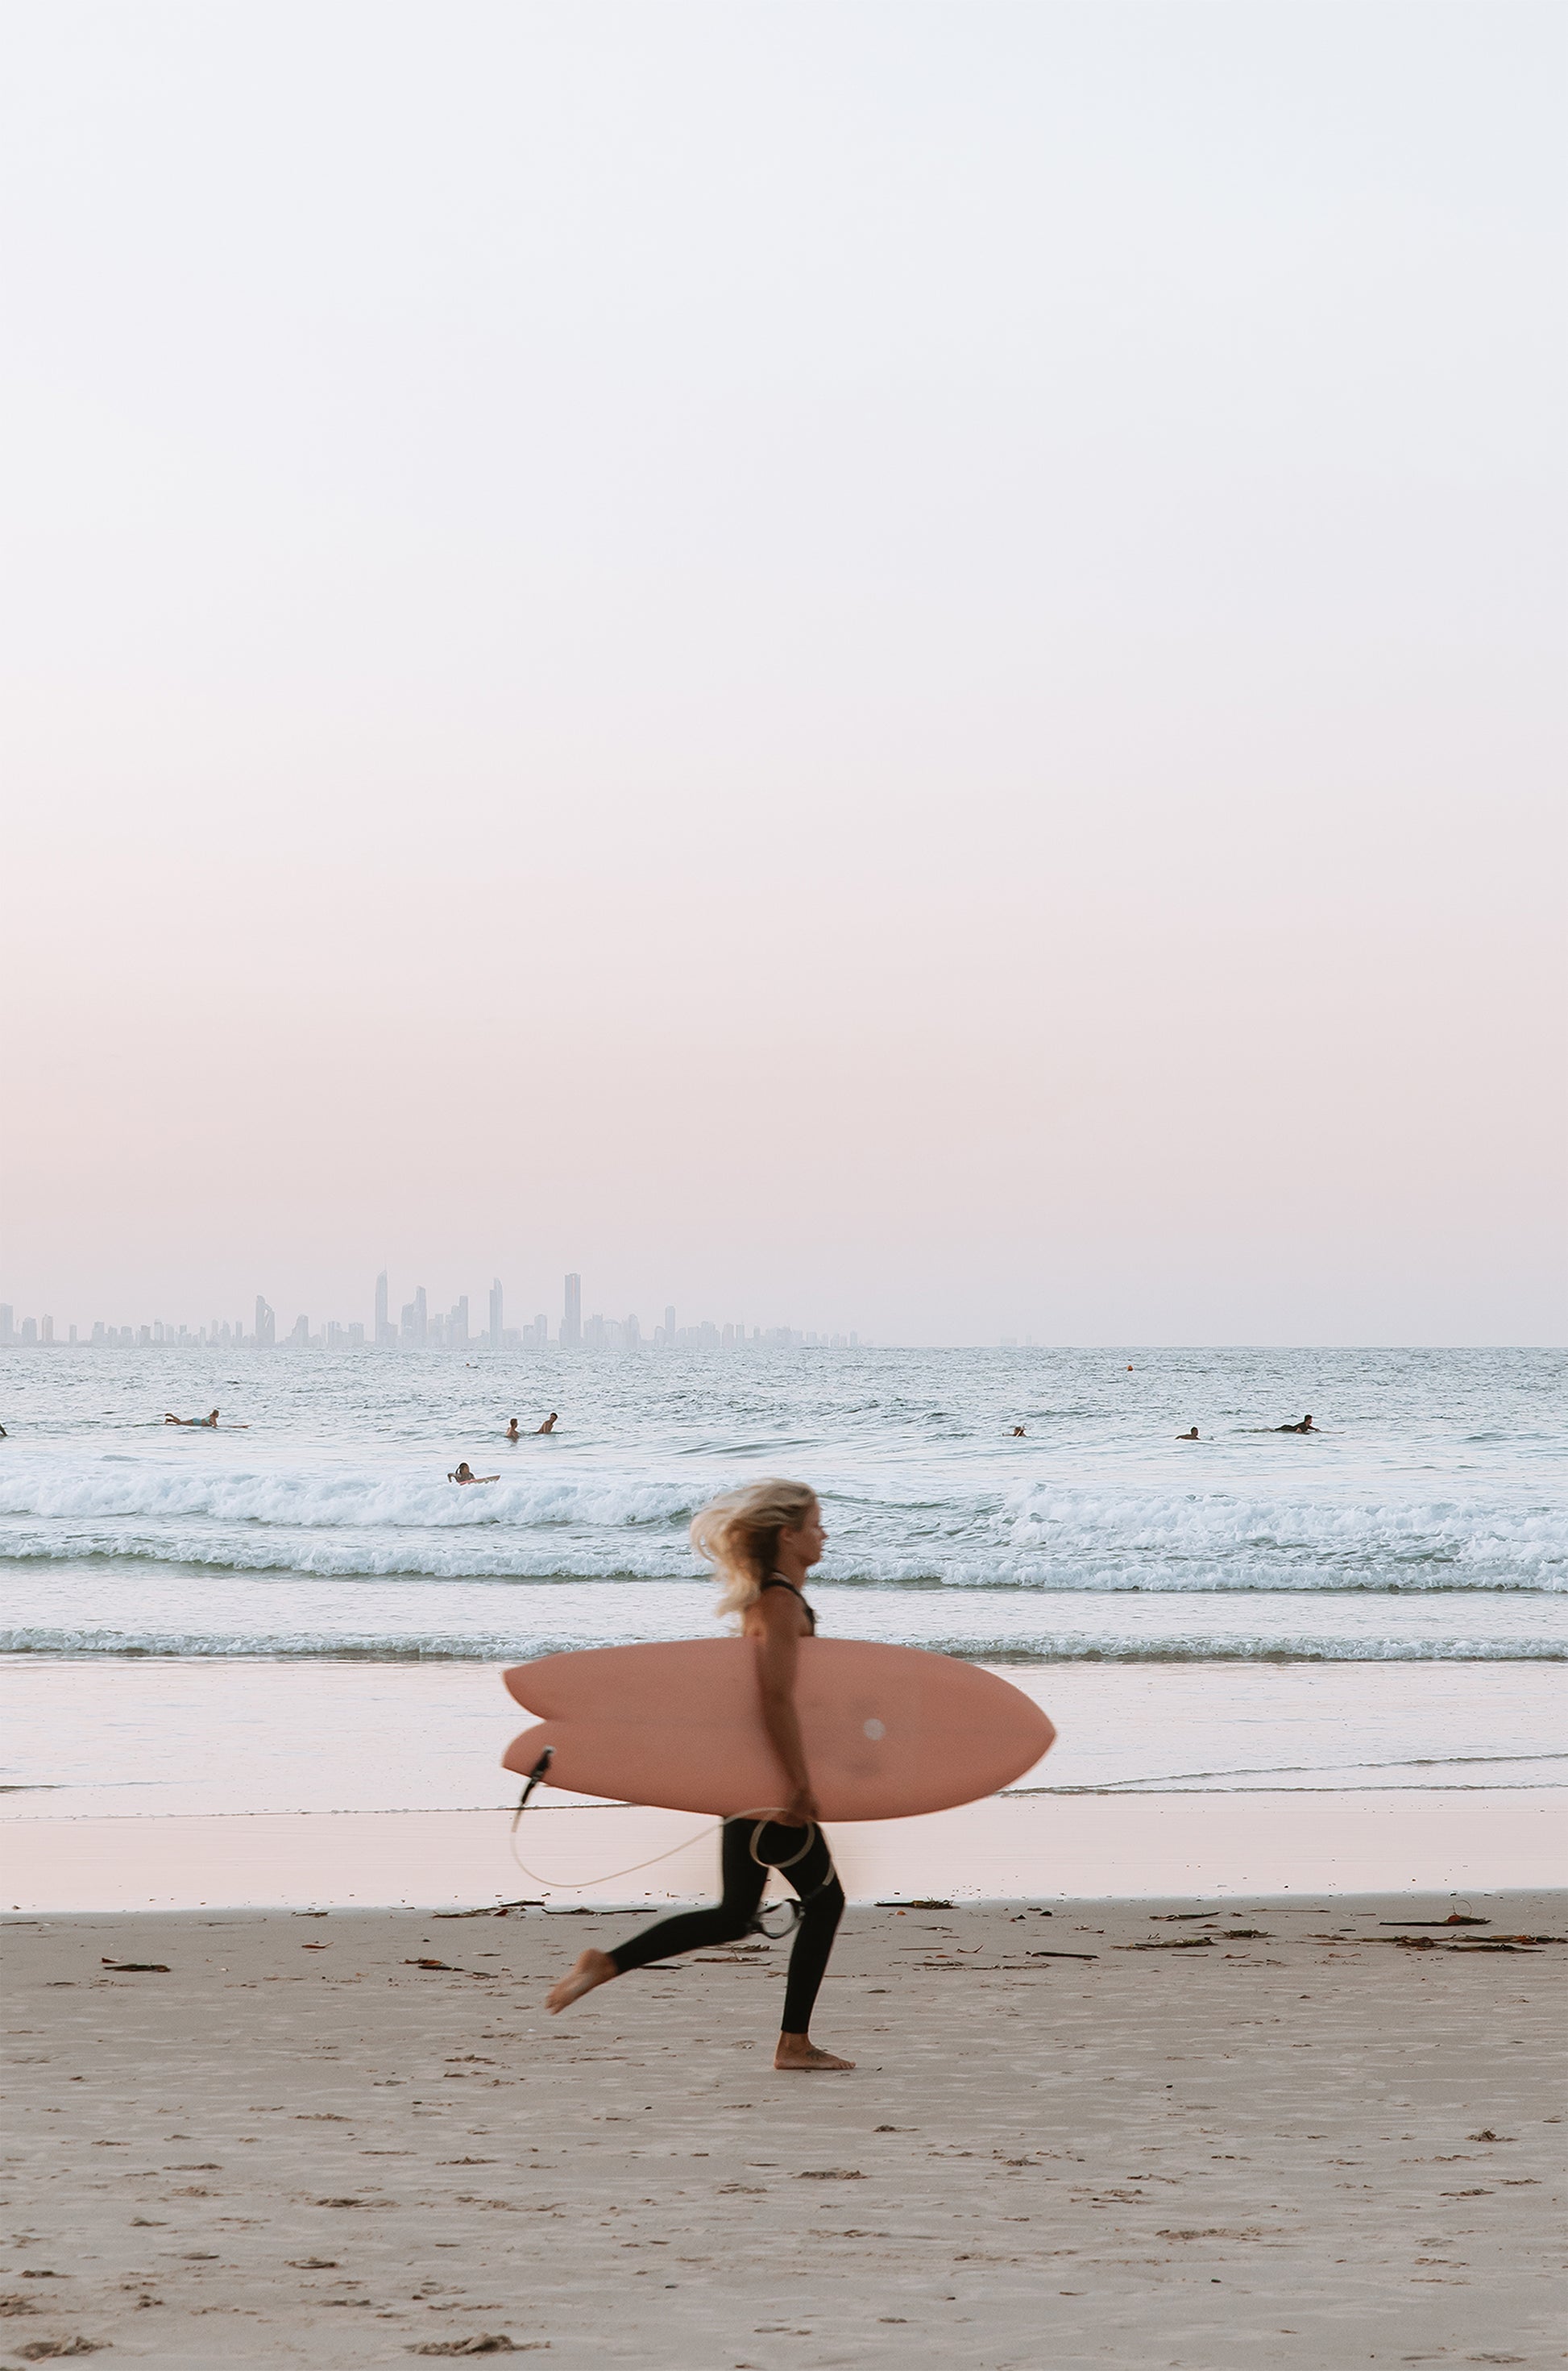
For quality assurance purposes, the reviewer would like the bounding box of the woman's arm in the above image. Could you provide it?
[753,1588,817,1826]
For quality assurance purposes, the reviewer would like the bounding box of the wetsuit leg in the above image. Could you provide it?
[607,1818,768,1978]
[773,1824,845,2035]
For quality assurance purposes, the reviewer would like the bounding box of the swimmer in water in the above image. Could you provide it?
[448,1462,500,1484]
[536,1412,559,1435]
[1275,1414,1316,1434]
[165,1410,222,1428]
[504,1419,521,1442]
[1178,1426,1199,1439]
[1010,1425,1026,1437]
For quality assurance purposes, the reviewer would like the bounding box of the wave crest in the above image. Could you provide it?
[2,1624,1562,1663]
[0,1454,1561,1592]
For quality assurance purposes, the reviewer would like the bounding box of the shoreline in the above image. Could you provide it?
[6,1653,1562,1829]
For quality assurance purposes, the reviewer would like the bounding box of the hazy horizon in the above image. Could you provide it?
[3,2,1564,1347]
[4,1283,1566,1355]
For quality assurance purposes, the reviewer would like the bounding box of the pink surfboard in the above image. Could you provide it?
[502,1638,1054,1821]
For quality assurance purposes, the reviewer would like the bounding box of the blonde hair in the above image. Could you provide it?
[691,1478,819,1619]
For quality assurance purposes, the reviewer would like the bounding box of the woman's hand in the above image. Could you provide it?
[778,1784,820,1830]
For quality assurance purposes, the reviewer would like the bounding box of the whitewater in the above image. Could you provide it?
[0,1343,1560,1659]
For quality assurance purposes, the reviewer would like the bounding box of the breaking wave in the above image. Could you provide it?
[2,1624,1564,1663]
[0,1455,1560,1591]
[0,1460,694,1534]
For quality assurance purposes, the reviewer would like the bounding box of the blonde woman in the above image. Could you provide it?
[545,1479,852,2072]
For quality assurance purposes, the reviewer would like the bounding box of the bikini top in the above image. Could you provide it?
[760,1575,818,1634]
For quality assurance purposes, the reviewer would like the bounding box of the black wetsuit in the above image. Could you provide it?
[606,1580,845,2034]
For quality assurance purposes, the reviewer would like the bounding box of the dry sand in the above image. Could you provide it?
[3,1890,1563,2369]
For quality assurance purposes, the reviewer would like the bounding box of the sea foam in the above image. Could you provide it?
[0,1453,1560,1590]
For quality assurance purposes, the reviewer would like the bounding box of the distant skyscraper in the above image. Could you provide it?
[0,1306,11,1345]
[400,1287,428,1346]
[451,1295,469,1348]
[375,1269,392,1347]
[255,1295,275,1347]
[665,1304,675,1343]
[489,1278,504,1351]
[533,1313,548,1347]
[562,1273,582,1348]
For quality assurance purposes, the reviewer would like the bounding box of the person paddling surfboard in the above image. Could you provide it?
[545,1478,852,2072]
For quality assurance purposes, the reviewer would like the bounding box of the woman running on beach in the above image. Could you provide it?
[545,1478,852,2072]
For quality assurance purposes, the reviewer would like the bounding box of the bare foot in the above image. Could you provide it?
[545,1947,617,2014]
[774,2035,855,2072]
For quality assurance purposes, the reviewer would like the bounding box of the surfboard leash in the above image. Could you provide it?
[508,1749,838,1937]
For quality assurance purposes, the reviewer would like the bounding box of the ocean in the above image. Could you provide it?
[1,1344,1562,1825]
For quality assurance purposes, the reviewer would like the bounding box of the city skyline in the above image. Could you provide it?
[0,1272,868,1353]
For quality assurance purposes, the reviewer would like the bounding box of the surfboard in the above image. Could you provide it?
[501,1638,1054,1820]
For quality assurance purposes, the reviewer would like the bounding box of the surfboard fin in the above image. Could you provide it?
[512,1745,554,1826]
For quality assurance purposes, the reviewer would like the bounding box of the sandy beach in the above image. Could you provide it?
[4,1888,1562,2369]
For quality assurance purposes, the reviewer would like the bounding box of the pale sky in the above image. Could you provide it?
[2,1,1563,1345]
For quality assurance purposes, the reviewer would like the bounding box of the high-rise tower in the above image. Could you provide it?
[488,1278,504,1351]
[375,1270,392,1347]
[562,1273,582,1348]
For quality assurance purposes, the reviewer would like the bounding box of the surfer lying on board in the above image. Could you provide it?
[1276,1414,1316,1433]
[546,1478,852,2072]
[164,1410,222,1427]
[448,1461,499,1484]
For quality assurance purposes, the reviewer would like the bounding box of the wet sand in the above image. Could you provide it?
[3,1889,1562,2367]
[6,1785,1564,1913]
